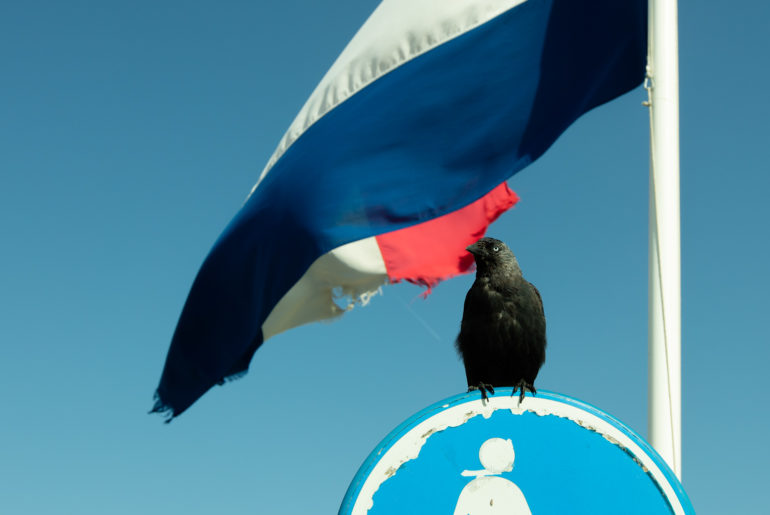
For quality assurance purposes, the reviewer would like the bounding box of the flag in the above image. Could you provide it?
[152,0,647,419]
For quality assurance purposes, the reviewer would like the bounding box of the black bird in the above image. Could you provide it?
[456,237,546,403]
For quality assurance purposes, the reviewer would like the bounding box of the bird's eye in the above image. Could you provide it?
[493,246,499,252]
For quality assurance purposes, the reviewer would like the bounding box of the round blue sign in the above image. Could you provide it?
[340,389,693,514]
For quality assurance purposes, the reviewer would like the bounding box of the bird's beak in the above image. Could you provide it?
[466,242,482,256]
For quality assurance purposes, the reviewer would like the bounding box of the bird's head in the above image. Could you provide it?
[466,237,520,275]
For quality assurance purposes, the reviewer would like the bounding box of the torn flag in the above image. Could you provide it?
[153,0,647,418]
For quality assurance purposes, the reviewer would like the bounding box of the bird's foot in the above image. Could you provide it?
[511,380,536,405]
[468,383,495,401]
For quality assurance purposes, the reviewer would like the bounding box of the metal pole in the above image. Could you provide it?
[647,0,681,479]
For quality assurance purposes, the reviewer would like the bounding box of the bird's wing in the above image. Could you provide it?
[528,281,545,316]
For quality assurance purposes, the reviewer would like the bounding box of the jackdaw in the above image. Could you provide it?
[456,237,546,402]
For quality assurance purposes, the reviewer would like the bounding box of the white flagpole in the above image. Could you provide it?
[647,0,681,478]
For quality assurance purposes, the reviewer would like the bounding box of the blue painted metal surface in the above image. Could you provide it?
[340,389,694,514]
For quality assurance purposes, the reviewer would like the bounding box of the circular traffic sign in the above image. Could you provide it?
[340,389,693,514]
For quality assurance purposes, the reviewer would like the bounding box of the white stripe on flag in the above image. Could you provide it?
[262,237,388,340]
[252,0,528,193]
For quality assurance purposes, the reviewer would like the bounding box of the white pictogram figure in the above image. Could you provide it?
[453,438,532,514]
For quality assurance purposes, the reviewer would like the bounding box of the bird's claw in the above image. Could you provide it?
[469,383,495,401]
[511,380,536,405]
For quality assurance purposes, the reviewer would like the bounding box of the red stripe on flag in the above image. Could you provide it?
[376,183,519,292]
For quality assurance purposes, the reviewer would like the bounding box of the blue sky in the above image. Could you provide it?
[1,1,768,513]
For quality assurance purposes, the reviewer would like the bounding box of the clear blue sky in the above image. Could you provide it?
[2,1,767,513]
